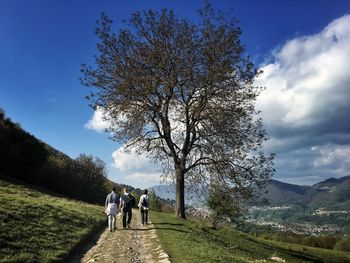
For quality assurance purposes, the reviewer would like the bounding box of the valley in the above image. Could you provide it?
[151,176,350,236]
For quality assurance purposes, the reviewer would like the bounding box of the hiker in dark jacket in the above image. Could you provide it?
[119,188,135,229]
[138,189,150,225]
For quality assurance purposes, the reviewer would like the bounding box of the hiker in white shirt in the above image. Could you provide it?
[105,187,119,232]
[138,189,150,225]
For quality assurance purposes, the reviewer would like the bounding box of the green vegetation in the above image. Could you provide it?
[240,221,350,253]
[207,181,242,229]
[0,108,117,204]
[0,177,105,262]
[151,211,350,263]
[149,191,162,211]
[259,231,350,251]
[335,237,350,252]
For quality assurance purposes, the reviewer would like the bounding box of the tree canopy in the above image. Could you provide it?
[81,3,274,218]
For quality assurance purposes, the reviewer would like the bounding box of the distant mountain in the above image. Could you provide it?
[151,176,350,210]
[150,184,176,200]
[265,176,350,210]
[264,179,313,204]
[309,175,350,210]
[248,176,350,235]
[149,184,207,207]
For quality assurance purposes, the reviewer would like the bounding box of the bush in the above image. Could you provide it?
[334,238,350,252]
[265,231,340,250]
[149,191,162,211]
[303,236,337,249]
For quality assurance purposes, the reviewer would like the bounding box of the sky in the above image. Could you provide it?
[1,0,350,188]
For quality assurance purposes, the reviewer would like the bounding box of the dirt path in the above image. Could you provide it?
[73,208,170,263]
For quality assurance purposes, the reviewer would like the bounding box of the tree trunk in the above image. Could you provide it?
[175,165,186,219]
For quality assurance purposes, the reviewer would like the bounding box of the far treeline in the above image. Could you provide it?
[0,108,149,205]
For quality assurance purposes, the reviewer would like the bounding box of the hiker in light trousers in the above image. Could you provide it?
[105,187,119,232]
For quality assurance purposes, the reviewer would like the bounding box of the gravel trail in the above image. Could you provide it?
[74,208,170,263]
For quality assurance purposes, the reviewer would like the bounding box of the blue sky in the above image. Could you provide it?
[1,0,350,188]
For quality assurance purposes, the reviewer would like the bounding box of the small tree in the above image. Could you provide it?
[207,181,241,229]
[81,3,274,218]
[71,154,108,202]
[149,191,162,211]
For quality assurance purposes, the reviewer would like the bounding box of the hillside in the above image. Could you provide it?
[249,176,350,235]
[0,177,105,262]
[264,179,313,204]
[2,175,349,263]
[309,176,350,210]
[151,210,350,263]
[0,109,126,204]
[265,176,350,210]
[152,177,350,235]
[0,109,146,204]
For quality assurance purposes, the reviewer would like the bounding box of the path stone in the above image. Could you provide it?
[77,209,170,263]
[270,256,286,262]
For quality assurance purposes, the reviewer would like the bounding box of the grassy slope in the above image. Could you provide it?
[0,177,105,263]
[151,211,350,263]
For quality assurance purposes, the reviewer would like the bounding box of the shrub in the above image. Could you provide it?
[334,237,350,252]
[302,236,337,249]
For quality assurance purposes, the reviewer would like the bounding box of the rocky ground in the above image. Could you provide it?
[70,208,170,263]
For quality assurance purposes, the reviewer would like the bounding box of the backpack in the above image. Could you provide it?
[141,196,148,207]
[125,194,135,208]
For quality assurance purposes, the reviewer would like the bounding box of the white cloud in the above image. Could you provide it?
[124,172,163,184]
[84,107,111,132]
[112,146,158,171]
[312,144,350,171]
[256,15,350,184]
[256,15,350,129]
[110,145,163,188]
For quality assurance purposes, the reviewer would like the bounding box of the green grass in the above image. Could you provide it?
[0,177,106,262]
[151,211,350,263]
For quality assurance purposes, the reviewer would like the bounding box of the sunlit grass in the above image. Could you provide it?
[0,178,105,262]
[151,211,350,263]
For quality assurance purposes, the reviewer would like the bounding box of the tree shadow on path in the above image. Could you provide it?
[134,226,189,233]
[152,222,184,226]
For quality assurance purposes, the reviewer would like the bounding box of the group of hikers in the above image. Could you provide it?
[105,187,150,231]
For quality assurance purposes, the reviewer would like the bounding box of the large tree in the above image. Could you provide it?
[81,3,274,218]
